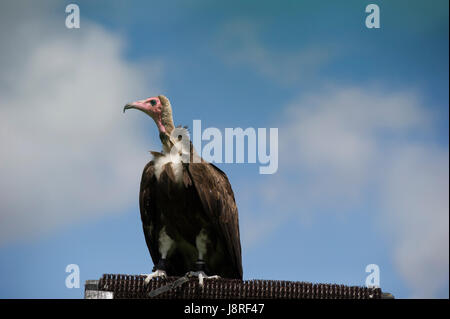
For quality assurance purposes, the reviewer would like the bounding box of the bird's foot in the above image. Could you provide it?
[185,271,220,286]
[141,269,167,285]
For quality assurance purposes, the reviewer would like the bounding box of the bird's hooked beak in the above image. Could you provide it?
[123,103,134,113]
[123,100,150,114]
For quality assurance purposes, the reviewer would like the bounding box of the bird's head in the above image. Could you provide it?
[123,95,175,134]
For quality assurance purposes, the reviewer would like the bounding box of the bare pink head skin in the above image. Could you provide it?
[123,95,175,135]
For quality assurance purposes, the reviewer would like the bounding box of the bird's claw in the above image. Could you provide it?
[186,271,220,286]
[141,269,167,285]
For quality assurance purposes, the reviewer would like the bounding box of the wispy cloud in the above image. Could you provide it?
[381,145,449,298]
[0,4,162,245]
[215,20,335,85]
[241,85,448,297]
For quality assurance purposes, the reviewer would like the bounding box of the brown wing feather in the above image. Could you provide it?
[187,162,243,279]
[139,159,161,267]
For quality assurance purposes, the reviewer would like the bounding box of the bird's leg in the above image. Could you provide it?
[141,258,168,285]
[142,227,174,285]
[184,229,220,286]
[195,259,207,272]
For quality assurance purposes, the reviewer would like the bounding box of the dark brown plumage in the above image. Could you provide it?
[139,156,242,279]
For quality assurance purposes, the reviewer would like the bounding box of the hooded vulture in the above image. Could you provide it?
[124,95,242,284]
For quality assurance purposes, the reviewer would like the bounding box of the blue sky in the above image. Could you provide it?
[0,0,448,298]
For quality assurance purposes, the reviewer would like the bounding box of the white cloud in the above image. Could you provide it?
[0,4,162,245]
[246,86,448,297]
[215,20,335,85]
[381,145,449,298]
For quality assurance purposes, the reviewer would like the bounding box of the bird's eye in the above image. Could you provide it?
[150,99,157,106]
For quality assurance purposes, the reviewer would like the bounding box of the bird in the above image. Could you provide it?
[123,95,243,286]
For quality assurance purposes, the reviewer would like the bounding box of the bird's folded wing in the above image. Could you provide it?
[187,162,243,279]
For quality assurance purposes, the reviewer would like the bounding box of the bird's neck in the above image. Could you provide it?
[153,115,174,135]
[159,132,173,153]
[155,114,175,153]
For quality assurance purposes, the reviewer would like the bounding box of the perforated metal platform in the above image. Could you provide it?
[84,274,393,299]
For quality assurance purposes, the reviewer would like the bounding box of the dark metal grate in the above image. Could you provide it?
[95,274,384,299]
